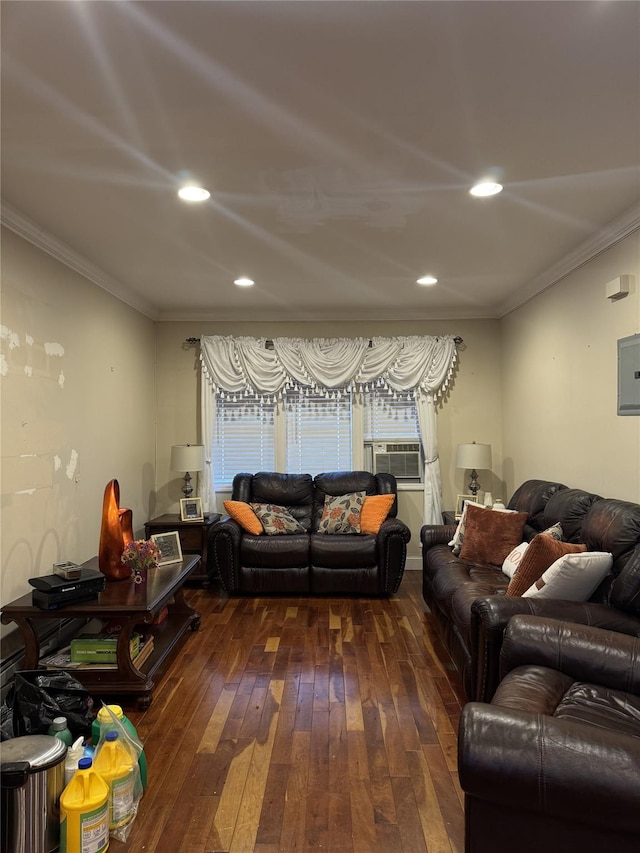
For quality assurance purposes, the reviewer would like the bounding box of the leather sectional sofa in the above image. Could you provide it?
[207,470,411,595]
[421,479,640,700]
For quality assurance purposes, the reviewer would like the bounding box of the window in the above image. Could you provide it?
[212,386,421,488]
[363,389,420,442]
[213,392,275,488]
[285,389,352,475]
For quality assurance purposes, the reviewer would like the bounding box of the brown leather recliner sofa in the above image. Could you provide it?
[458,615,640,853]
[207,470,411,595]
[421,479,640,700]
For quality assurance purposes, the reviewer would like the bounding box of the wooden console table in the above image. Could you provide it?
[0,554,200,709]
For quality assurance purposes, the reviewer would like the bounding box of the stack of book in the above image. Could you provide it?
[40,633,155,671]
[71,631,142,663]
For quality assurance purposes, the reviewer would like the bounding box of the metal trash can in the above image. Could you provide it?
[1,734,67,853]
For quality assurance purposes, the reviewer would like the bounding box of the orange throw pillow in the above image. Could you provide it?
[459,503,528,567]
[506,534,587,596]
[223,500,263,535]
[360,494,395,534]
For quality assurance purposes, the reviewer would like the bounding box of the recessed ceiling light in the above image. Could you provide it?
[416,275,438,286]
[234,277,255,287]
[469,180,503,198]
[178,185,210,202]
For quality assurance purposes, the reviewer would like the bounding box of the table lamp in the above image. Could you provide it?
[170,444,205,498]
[456,442,492,497]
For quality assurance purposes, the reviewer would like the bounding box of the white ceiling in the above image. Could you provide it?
[2,1,639,322]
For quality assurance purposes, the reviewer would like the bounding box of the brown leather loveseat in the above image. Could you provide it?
[421,479,640,700]
[207,470,411,595]
[458,615,640,853]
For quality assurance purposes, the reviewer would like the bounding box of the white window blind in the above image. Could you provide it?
[213,393,275,488]
[285,389,352,475]
[363,390,420,441]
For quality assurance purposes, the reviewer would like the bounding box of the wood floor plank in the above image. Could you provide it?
[110,573,467,853]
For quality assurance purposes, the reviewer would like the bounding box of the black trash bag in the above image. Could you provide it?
[6,670,96,739]
[0,702,15,741]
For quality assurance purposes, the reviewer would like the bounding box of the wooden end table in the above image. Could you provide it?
[1,554,200,709]
[144,513,220,586]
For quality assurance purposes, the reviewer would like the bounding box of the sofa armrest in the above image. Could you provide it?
[420,524,456,549]
[500,615,640,692]
[206,517,243,591]
[376,517,411,594]
[469,595,640,702]
[459,703,640,836]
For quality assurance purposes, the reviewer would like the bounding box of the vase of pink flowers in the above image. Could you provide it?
[121,539,161,589]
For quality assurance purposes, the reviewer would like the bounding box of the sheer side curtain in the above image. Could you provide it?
[198,335,458,524]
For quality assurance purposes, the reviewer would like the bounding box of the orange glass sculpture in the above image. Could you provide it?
[98,479,134,581]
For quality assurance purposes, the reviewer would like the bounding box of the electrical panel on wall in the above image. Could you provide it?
[617,333,640,415]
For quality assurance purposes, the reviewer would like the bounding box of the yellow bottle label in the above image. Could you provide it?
[111,771,135,826]
[79,801,109,853]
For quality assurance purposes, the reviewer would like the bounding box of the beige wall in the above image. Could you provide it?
[6,222,635,606]
[0,228,156,630]
[501,231,640,502]
[154,319,504,560]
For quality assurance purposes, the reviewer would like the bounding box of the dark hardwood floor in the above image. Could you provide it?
[111,572,466,853]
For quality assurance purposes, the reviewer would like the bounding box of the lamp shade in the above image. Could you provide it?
[456,442,492,471]
[170,444,205,473]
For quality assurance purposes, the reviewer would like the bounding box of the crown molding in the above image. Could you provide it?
[3,199,638,325]
[498,202,640,317]
[1,201,158,320]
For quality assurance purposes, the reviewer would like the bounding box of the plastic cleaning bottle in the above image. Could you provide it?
[59,756,110,853]
[65,736,86,786]
[92,704,147,788]
[48,715,74,746]
[93,730,136,830]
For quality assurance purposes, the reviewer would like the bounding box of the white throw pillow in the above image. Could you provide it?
[522,551,613,600]
[502,541,529,579]
[449,501,483,555]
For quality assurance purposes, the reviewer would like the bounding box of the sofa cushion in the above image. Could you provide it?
[310,532,377,568]
[507,480,568,535]
[251,503,306,535]
[318,491,365,534]
[542,488,602,543]
[248,472,314,530]
[459,504,528,567]
[523,551,613,600]
[240,533,309,568]
[360,494,395,534]
[313,471,378,529]
[553,681,640,737]
[507,535,587,597]
[223,500,263,535]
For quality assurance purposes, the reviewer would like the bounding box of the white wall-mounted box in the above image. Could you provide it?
[606,275,632,300]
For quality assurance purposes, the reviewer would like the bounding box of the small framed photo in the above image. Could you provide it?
[180,497,204,522]
[455,494,476,519]
[151,531,183,565]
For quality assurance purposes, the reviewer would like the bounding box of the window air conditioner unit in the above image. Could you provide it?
[369,441,422,481]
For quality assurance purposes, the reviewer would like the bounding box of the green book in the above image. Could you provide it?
[70,632,141,663]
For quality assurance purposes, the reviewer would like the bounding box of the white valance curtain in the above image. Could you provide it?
[199,335,458,523]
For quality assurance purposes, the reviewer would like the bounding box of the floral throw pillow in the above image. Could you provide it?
[250,503,306,536]
[318,491,366,534]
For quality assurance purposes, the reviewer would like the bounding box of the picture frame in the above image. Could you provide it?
[151,531,183,565]
[455,494,476,519]
[180,496,204,522]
